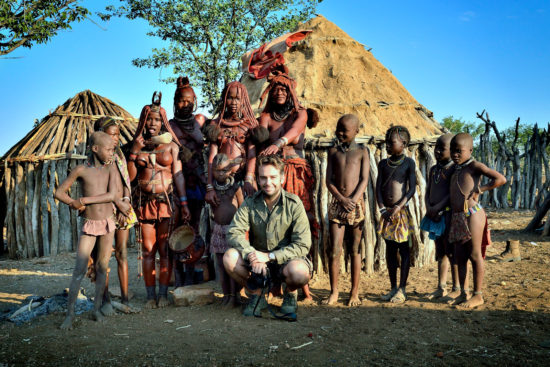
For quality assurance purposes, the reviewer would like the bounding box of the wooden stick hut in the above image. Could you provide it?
[1,90,137,259]
[242,15,445,274]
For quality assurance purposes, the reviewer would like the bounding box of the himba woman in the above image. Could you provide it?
[204,81,259,206]
[258,67,318,301]
[92,117,139,313]
[128,92,191,309]
[169,77,208,286]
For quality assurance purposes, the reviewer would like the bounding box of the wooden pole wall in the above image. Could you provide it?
[305,137,437,274]
[2,90,138,259]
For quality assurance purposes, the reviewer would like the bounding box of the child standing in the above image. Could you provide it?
[449,133,506,308]
[55,132,118,329]
[420,133,461,300]
[210,153,244,307]
[323,114,370,306]
[94,117,138,314]
[376,126,416,304]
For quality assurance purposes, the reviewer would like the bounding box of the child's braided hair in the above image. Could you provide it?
[385,125,411,147]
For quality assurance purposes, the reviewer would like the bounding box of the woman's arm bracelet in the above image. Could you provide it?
[274,137,288,149]
[244,174,255,183]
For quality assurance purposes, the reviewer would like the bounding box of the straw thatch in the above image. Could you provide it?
[240,15,444,274]
[242,15,444,139]
[1,90,138,259]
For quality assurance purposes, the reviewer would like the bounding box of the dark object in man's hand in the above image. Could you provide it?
[247,271,270,291]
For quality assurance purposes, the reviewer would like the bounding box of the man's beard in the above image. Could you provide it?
[262,186,281,200]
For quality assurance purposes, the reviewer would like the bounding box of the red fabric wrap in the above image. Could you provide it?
[283,157,319,238]
[246,31,312,79]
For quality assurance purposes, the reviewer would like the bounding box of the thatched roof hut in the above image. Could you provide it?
[241,16,443,274]
[1,90,137,259]
[242,15,444,139]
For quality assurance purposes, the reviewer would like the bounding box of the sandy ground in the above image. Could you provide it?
[1,209,549,366]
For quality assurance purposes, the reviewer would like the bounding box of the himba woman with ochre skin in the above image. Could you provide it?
[127,93,190,309]
[204,81,259,206]
[257,67,318,301]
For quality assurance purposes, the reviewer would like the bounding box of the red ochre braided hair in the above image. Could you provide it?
[205,81,259,143]
[133,91,181,147]
[215,81,257,127]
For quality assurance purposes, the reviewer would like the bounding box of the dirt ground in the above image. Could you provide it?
[1,209,549,366]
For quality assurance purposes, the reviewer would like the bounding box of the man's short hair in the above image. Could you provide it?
[256,154,285,175]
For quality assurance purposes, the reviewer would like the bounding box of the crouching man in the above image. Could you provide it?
[224,155,312,317]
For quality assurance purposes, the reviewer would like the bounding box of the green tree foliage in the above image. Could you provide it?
[441,115,483,139]
[103,0,321,111]
[502,123,533,151]
[0,0,88,56]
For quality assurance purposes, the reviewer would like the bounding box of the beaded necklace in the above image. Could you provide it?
[382,154,406,187]
[86,156,111,168]
[433,160,454,184]
[271,103,293,122]
[335,139,358,153]
[387,154,405,167]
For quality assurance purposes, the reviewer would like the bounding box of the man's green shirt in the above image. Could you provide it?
[227,189,311,264]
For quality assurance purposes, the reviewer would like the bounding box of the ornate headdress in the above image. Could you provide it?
[134,92,181,146]
[259,66,303,114]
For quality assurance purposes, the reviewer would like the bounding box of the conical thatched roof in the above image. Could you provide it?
[2,90,138,164]
[242,15,444,139]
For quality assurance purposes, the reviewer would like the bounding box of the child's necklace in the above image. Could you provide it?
[86,158,110,168]
[387,154,405,168]
[455,157,474,170]
[335,139,356,152]
[382,155,406,187]
[214,176,235,195]
[433,160,454,184]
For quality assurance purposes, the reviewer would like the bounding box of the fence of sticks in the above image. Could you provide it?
[303,135,438,275]
[1,89,441,275]
[1,90,138,259]
[473,110,550,234]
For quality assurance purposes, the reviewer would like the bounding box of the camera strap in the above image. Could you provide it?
[252,270,297,322]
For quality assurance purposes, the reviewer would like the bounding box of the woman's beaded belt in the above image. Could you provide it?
[138,178,173,186]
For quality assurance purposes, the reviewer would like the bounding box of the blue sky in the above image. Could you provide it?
[1,0,549,155]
